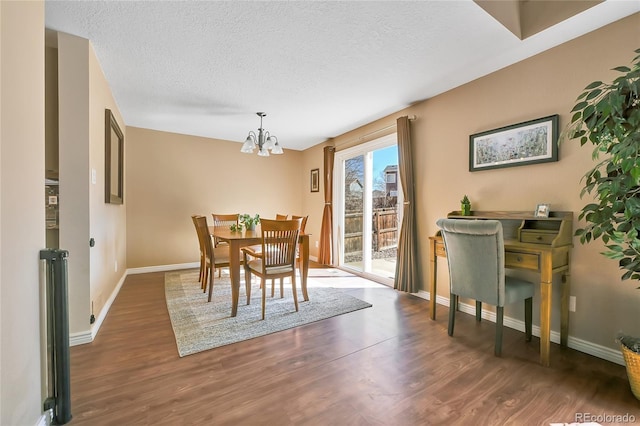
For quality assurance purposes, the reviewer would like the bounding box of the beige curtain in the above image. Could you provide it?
[394,116,418,292]
[318,146,335,265]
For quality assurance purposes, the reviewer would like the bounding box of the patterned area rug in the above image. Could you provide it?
[165,269,372,357]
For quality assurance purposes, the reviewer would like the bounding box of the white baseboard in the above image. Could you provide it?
[414,290,624,366]
[127,261,200,275]
[35,410,51,426]
[69,270,128,347]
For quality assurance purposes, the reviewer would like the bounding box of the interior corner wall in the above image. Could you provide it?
[0,1,46,425]
[88,38,127,330]
[57,31,127,340]
[58,32,92,337]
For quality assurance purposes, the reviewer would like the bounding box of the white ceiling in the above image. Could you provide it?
[44,1,639,151]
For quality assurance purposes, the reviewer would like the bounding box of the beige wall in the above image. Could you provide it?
[304,13,640,353]
[88,37,127,329]
[0,1,46,425]
[57,32,127,337]
[125,127,304,268]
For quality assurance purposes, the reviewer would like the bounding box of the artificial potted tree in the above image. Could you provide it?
[566,48,640,399]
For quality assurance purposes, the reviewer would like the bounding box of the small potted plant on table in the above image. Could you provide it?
[240,214,260,231]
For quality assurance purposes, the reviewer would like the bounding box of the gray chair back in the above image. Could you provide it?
[436,218,505,306]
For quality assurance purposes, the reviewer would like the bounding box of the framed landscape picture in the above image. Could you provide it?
[469,115,559,172]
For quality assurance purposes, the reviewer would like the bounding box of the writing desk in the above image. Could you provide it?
[428,211,573,367]
[210,226,310,317]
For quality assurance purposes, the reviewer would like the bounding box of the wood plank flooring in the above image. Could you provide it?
[68,268,640,425]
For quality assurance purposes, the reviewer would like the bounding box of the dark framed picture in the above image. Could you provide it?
[310,168,319,192]
[469,114,559,172]
[105,109,124,204]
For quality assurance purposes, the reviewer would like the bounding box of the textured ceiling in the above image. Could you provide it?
[44,1,640,151]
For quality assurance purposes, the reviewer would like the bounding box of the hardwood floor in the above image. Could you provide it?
[68,267,639,425]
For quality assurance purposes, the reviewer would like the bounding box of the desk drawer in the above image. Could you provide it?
[505,252,539,271]
[520,230,557,245]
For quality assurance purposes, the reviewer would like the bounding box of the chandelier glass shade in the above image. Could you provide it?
[240,112,283,157]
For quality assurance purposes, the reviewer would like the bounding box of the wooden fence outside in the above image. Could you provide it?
[344,208,398,255]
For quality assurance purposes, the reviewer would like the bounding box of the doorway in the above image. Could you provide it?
[333,133,401,286]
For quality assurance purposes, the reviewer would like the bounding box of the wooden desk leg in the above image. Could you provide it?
[228,240,241,317]
[539,252,553,367]
[301,235,309,301]
[560,270,571,347]
[429,238,437,320]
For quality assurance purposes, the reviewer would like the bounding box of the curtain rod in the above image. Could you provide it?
[336,115,416,148]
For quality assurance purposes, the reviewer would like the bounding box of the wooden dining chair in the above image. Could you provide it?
[242,218,302,320]
[244,213,288,295]
[211,213,238,277]
[291,215,308,233]
[292,215,309,271]
[261,214,307,296]
[211,213,239,246]
[195,215,232,302]
[191,215,206,284]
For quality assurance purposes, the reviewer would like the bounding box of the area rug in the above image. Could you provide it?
[165,269,372,357]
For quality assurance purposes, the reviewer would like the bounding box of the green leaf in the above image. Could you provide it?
[585,88,602,100]
[571,111,582,123]
[571,101,588,112]
[612,66,631,73]
[585,81,603,89]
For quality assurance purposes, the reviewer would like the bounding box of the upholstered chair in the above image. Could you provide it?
[436,218,534,356]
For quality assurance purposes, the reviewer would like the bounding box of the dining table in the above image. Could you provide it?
[209,225,310,317]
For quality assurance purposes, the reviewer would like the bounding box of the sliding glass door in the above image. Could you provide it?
[334,133,401,285]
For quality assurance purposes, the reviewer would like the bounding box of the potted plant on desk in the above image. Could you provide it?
[565,48,640,399]
[460,195,471,216]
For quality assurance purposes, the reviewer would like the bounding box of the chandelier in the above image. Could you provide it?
[240,112,283,157]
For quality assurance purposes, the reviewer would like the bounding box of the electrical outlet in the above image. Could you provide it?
[569,296,576,312]
[114,261,118,272]
[315,241,319,248]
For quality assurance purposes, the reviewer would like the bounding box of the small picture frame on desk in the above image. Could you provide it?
[535,203,550,218]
